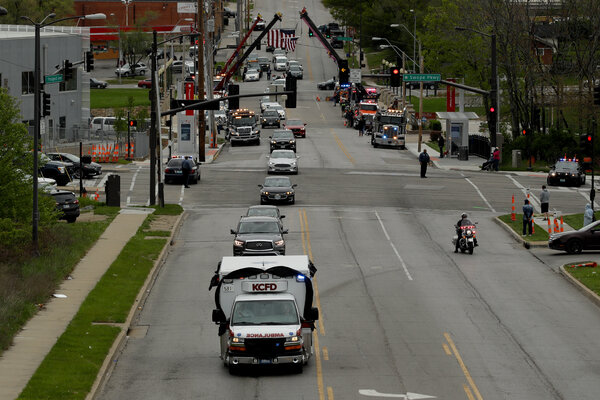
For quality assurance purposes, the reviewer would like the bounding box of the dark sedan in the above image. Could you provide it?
[269,129,296,152]
[46,152,102,178]
[317,78,336,90]
[549,220,600,254]
[230,216,288,256]
[164,157,200,184]
[259,176,297,205]
[40,154,73,186]
[90,78,108,89]
[547,159,586,187]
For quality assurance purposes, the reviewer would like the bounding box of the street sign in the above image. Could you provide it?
[336,36,353,41]
[403,73,441,82]
[44,74,63,84]
[350,69,361,84]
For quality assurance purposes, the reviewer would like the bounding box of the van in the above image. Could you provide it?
[90,116,116,133]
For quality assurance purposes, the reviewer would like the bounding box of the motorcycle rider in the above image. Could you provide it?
[454,213,477,253]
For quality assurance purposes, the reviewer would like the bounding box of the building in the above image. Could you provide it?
[0,25,91,149]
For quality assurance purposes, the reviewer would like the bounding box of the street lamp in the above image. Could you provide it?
[21,12,106,254]
[410,10,416,72]
[390,23,420,73]
[455,26,498,148]
[122,0,132,27]
[372,37,417,68]
[1,6,8,16]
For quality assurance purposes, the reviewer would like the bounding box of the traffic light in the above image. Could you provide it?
[489,105,497,134]
[522,128,530,136]
[85,51,94,72]
[338,59,349,85]
[128,119,137,128]
[579,133,592,153]
[285,75,297,108]
[63,60,73,80]
[308,29,314,37]
[42,92,51,117]
[228,84,239,110]
[390,67,401,87]
[594,85,600,106]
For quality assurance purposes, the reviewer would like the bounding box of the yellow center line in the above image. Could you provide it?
[463,384,476,400]
[327,386,335,400]
[442,343,452,356]
[313,329,325,400]
[332,130,355,164]
[322,347,329,360]
[444,332,484,400]
[302,209,325,336]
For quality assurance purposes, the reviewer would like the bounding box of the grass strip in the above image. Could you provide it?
[90,88,150,109]
[17,215,173,399]
[563,264,600,297]
[498,214,549,241]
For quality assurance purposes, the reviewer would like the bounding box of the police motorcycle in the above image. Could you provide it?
[452,218,478,254]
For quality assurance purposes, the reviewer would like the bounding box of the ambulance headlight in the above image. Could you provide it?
[290,336,300,342]
[232,337,244,344]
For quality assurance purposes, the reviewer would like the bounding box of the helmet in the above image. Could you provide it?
[461,213,468,219]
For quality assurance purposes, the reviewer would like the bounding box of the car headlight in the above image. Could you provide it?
[269,161,276,166]
[263,191,269,195]
[290,161,297,166]
[286,191,293,195]
[551,172,556,176]
[271,140,277,144]
[234,239,244,246]
[58,166,65,173]
[466,229,472,235]
[274,239,284,246]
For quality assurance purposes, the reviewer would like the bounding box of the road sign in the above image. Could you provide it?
[44,74,63,84]
[350,69,361,84]
[403,73,441,82]
[336,36,353,41]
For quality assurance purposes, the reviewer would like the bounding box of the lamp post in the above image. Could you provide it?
[455,26,498,148]
[410,10,416,72]
[390,23,420,73]
[372,37,417,67]
[122,0,132,27]
[21,12,106,254]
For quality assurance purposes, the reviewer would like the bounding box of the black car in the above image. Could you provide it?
[547,159,586,187]
[261,109,281,128]
[317,78,336,90]
[40,154,73,186]
[549,220,600,254]
[90,78,108,89]
[259,176,297,205]
[164,157,200,184]
[245,205,285,227]
[230,216,288,256]
[49,190,80,223]
[269,129,296,152]
[46,152,102,178]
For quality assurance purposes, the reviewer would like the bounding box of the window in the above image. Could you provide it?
[59,73,77,92]
[22,71,34,94]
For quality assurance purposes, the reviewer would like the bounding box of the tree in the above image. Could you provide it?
[118,12,158,68]
[2,0,73,25]
[0,89,56,248]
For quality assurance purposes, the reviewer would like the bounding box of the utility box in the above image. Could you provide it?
[105,174,120,207]
[512,150,522,168]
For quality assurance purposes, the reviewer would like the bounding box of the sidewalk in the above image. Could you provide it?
[0,208,153,400]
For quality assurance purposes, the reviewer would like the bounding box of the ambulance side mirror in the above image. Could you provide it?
[212,309,226,323]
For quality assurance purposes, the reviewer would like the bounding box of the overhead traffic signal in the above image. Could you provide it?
[338,59,349,85]
[85,51,94,72]
[390,67,401,87]
[285,75,297,108]
[228,84,239,110]
[42,92,51,117]
[308,29,314,37]
[128,119,137,128]
[63,60,73,80]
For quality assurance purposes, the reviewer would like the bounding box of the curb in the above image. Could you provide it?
[493,216,548,248]
[559,265,600,308]
[205,143,224,164]
[87,210,186,400]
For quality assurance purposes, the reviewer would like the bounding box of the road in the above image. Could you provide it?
[94,1,600,399]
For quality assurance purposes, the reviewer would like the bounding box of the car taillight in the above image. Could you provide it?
[74,199,79,205]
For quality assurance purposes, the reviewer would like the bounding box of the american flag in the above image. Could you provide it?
[267,29,298,51]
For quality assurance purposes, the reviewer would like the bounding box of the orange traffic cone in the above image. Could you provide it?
[560,216,564,232]
[511,195,516,221]
[547,217,552,234]
[554,218,560,233]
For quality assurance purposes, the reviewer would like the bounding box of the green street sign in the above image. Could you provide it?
[336,36,353,41]
[403,73,441,82]
[44,74,63,84]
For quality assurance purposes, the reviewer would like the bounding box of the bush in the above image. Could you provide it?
[429,119,442,131]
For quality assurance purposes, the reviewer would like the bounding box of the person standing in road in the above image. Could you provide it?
[492,147,500,171]
[419,148,430,178]
[523,199,534,236]
[438,134,445,158]
[540,185,550,220]
[357,117,365,136]
[182,156,192,188]
[266,65,271,80]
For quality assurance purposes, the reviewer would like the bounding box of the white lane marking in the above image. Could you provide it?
[179,185,185,205]
[578,189,599,208]
[127,166,142,206]
[98,172,111,188]
[463,174,496,212]
[347,171,421,177]
[359,389,436,399]
[375,211,413,281]
[507,175,540,210]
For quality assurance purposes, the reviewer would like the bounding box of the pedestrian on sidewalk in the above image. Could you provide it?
[438,134,445,158]
[419,148,430,178]
[540,185,550,220]
[182,156,192,188]
[523,199,534,236]
[584,203,594,226]
[492,147,500,171]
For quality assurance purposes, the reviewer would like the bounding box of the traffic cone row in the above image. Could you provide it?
[124,142,135,159]
[90,143,120,163]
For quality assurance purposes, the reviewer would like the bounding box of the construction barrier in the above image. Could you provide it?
[547,217,552,234]
[511,195,516,221]
[567,262,597,268]
[554,218,560,233]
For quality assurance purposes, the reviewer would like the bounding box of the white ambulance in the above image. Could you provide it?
[209,255,318,373]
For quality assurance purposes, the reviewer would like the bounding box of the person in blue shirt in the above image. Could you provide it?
[522,199,534,236]
[419,149,430,178]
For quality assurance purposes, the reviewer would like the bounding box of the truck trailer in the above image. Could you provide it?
[209,255,318,374]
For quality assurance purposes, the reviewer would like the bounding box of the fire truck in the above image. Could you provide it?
[371,109,407,149]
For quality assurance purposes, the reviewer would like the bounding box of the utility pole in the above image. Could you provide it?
[197,0,206,162]
[417,43,423,152]
[490,33,498,148]
[149,30,157,205]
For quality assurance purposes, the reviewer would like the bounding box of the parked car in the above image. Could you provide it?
[115,62,147,77]
[230,216,288,256]
[283,119,307,138]
[317,78,336,90]
[547,158,586,187]
[48,189,80,223]
[137,78,152,88]
[164,156,200,184]
[90,116,116,134]
[272,48,286,62]
[46,152,102,178]
[549,220,600,254]
[90,77,107,89]
[267,149,299,174]
[259,176,297,204]
[39,154,73,186]
[269,129,296,152]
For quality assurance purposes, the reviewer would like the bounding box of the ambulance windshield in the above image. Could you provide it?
[231,300,299,325]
